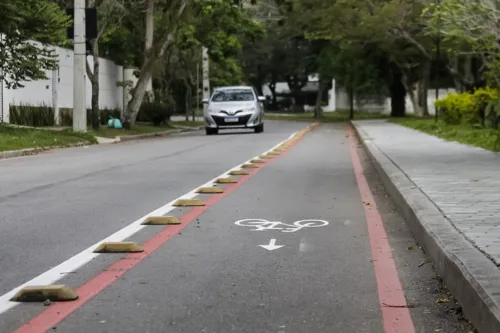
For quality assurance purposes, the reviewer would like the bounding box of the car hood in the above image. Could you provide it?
[209,102,256,114]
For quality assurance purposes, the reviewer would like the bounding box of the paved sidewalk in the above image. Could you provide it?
[353,119,500,333]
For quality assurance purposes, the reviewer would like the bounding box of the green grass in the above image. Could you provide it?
[170,120,204,128]
[90,123,174,138]
[0,124,97,152]
[265,110,388,122]
[392,118,500,152]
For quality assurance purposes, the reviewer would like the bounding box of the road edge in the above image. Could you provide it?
[351,120,500,333]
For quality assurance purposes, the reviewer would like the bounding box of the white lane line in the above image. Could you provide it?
[0,131,298,315]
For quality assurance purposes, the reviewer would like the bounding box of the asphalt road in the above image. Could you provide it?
[0,121,475,333]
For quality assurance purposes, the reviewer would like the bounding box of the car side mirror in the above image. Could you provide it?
[258,96,266,102]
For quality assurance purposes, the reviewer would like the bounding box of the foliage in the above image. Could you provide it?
[9,103,55,127]
[60,108,122,127]
[138,102,174,126]
[9,104,121,127]
[434,87,500,127]
[435,92,474,125]
[0,0,70,88]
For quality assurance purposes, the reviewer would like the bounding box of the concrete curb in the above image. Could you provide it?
[117,127,201,142]
[352,121,500,333]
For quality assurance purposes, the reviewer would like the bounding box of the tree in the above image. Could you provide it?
[85,0,129,129]
[285,0,429,116]
[122,0,190,128]
[424,0,495,88]
[120,0,263,127]
[0,0,69,89]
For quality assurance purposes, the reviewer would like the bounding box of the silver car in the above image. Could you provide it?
[202,86,265,135]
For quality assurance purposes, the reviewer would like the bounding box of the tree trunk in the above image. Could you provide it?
[292,92,305,113]
[349,84,354,120]
[419,61,430,116]
[390,68,406,117]
[314,81,324,119]
[86,40,100,130]
[268,82,277,108]
[190,86,195,122]
[123,70,153,127]
[185,88,189,121]
[183,81,190,121]
[91,60,100,129]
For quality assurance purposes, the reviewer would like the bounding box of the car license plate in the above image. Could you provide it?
[225,117,238,123]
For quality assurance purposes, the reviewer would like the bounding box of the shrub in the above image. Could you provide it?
[435,88,500,127]
[59,107,122,127]
[138,102,173,126]
[472,87,499,127]
[9,103,55,127]
[435,93,470,125]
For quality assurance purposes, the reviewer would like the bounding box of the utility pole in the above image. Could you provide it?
[73,0,87,132]
[202,47,210,112]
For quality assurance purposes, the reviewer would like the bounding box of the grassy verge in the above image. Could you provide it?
[170,120,204,128]
[392,118,500,152]
[0,124,97,152]
[265,110,388,122]
[90,124,174,138]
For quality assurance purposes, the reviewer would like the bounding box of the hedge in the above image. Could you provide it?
[7,103,172,127]
[435,87,500,128]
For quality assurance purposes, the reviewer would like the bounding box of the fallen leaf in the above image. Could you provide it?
[407,246,415,251]
[436,298,449,303]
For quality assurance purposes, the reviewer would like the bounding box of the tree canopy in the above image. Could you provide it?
[0,0,69,88]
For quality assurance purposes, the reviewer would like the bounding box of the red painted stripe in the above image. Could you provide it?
[347,126,415,333]
[13,127,314,333]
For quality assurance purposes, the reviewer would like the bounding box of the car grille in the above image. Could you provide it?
[212,114,251,126]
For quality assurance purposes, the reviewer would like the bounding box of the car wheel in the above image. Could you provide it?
[206,127,218,135]
[254,123,264,133]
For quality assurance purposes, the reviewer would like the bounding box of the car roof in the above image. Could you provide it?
[214,86,253,91]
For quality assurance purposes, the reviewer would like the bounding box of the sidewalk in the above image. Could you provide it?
[353,119,500,333]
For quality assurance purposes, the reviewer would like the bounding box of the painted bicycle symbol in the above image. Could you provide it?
[234,219,329,233]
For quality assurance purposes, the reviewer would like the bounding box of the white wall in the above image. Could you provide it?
[1,42,124,123]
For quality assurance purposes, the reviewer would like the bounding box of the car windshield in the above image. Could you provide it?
[211,89,255,102]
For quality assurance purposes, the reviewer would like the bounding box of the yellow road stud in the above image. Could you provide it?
[229,170,249,176]
[11,285,78,302]
[216,177,238,184]
[93,242,144,253]
[250,159,266,164]
[173,199,205,207]
[142,216,181,225]
[196,187,224,194]
[241,163,259,169]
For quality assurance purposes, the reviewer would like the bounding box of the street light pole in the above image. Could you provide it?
[73,0,87,132]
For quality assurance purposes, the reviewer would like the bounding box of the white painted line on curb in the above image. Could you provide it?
[0,131,298,315]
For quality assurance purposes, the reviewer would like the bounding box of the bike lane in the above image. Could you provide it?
[7,124,416,333]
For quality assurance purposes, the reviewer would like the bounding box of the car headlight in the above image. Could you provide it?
[207,108,216,114]
[245,107,257,112]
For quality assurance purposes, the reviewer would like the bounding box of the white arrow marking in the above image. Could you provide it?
[259,239,284,251]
